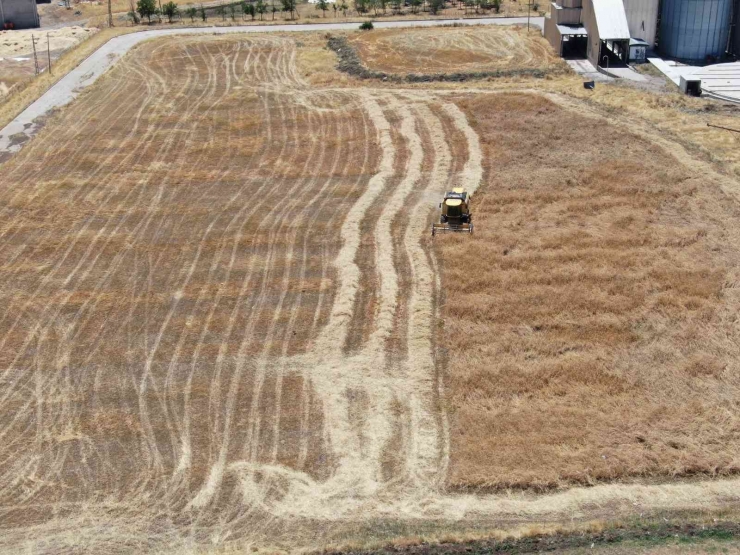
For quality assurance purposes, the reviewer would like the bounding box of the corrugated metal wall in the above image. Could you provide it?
[623,0,660,46]
[660,0,732,61]
[733,0,740,57]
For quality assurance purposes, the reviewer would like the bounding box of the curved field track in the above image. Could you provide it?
[348,25,560,74]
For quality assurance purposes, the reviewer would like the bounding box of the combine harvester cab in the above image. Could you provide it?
[432,187,474,236]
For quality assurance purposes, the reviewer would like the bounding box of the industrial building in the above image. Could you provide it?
[0,0,40,29]
[544,0,740,102]
[544,0,658,68]
[545,0,740,66]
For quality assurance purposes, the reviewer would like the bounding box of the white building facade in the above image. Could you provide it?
[622,0,660,46]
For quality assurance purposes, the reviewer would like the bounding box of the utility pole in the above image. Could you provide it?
[108,0,114,27]
[31,34,40,75]
[46,33,52,75]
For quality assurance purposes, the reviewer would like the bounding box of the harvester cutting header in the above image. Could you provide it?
[432,187,474,236]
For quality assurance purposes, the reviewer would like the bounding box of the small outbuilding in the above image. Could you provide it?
[0,0,39,29]
[629,38,649,62]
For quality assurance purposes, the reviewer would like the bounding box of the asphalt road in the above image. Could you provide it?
[0,16,544,158]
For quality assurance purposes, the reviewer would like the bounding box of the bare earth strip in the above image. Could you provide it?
[2,31,740,554]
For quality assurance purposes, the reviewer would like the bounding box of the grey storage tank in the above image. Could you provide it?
[0,0,40,28]
[660,0,733,61]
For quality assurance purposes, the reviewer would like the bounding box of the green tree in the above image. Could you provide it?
[281,0,296,18]
[136,0,157,23]
[199,2,207,18]
[161,0,179,21]
[127,9,141,22]
[185,5,197,19]
[316,0,328,16]
[409,0,421,13]
[229,2,237,19]
[390,0,400,13]
[429,0,443,14]
[137,0,157,22]
[256,0,267,18]
[339,0,347,15]
[354,0,368,13]
[243,1,256,18]
[215,3,226,19]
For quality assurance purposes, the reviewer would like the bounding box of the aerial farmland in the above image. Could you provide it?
[1,10,740,554]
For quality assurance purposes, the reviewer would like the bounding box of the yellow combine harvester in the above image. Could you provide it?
[431,187,474,236]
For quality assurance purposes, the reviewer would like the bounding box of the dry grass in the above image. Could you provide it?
[440,92,740,490]
[0,27,98,101]
[348,25,561,74]
[0,27,96,58]
[440,69,740,180]
[0,26,136,132]
[546,77,740,179]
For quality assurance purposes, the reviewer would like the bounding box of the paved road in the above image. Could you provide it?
[565,58,611,83]
[0,16,544,158]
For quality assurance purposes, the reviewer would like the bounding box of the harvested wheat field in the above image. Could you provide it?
[0,33,479,551]
[347,25,561,74]
[2,26,740,554]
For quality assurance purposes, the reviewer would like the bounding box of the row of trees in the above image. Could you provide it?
[353,0,501,17]
[130,0,303,23]
[129,0,508,25]
[314,0,350,17]
[131,0,181,22]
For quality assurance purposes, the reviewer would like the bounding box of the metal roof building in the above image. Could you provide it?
[582,0,631,67]
[589,0,630,40]
[0,0,40,29]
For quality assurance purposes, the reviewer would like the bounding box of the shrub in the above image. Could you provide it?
[359,20,373,30]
